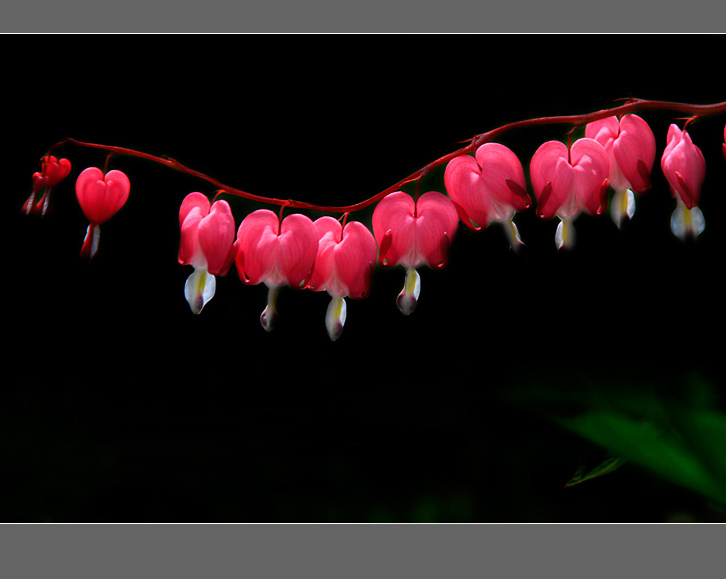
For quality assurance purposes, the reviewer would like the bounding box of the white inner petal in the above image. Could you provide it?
[184,266,216,314]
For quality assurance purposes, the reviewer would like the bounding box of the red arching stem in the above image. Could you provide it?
[52,98,726,215]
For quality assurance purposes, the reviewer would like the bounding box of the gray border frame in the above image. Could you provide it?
[1,524,724,577]
[1,1,725,33]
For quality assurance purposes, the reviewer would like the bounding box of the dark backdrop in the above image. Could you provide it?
[3,34,726,522]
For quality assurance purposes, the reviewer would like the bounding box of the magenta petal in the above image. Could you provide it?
[334,220,377,298]
[636,158,652,192]
[570,138,610,216]
[235,210,280,285]
[372,192,416,267]
[505,178,530,208]
[277,213,319,288]
[414,192,459,268]
[613,115,656,193]
[585,116,620,146]
[178,205,206,266]
[198,200,236,276]
[309,216,340,292]
[530,141,574,219]
[661,124,706,208]
[450,199,480,231]
[444,154,490,228]
[377,229,394,266]
[536,181,553,218]
[179,192,210,227]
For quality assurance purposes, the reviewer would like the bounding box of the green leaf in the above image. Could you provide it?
[555,410,726,506]
[565,454,627,488]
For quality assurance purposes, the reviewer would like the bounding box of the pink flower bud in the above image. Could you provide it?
[444,143,530,247]
[530,138,610,249]
[661,124,707,240]
[75,167,130,260]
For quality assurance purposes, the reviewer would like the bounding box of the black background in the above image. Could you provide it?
[3,34,726,522]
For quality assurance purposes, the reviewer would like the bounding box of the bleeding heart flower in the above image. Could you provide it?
[661,124,707,241]
[23,155,72,216]
[372,191,458,315]
[178,193,236,314]
[234,209,318,331]
[530,138,610,249]
[75,167,130,260]
[585,114,656,229]
[444,142,530,249]
[308,216,378,340]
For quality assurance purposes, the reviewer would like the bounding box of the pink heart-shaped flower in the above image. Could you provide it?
[235,209,318,288]
[43,156,72,188]
[372,191,458,270]
[75,167,130,225]
[444,143,529,229]
[530,138,610,220]
[309,216,377,299]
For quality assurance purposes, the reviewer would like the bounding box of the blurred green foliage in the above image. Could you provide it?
[503,368,726,509]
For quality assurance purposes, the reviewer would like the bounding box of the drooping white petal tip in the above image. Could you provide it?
[555,218,576,250]
[396,267,421,315]
[671,202,705,241]
[325,295,347,341]
[504,218,525,252]
[611,188,635,230]
[260,285,280,332]
[184,267,216,314]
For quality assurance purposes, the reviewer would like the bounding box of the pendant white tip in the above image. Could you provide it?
[184,267,216,314]
[671,202,705,241]
[325,296,347,341]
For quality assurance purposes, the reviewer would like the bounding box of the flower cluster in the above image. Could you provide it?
[23,155,131,259]
[24,111,725,341]
[22,155,72,217]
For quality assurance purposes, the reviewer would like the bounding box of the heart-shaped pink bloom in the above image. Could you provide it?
[444,142,530,230]
[235,209,318,331]
[308,216,378,340]
[530,138,610,221]
[661,124,707,240]
[42,155,72,188]
[372,191,458,270]
[179,193,236,276]
[661,124,706,211]
[309,216,377,299]
[75,167,130,260]
[372,191,458,315]
[586,114,656,194]
[235,210,318,288]
[23,155,72,216]
[75,167,130,225]
[585,114,655,228]
[178,193,237,314]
